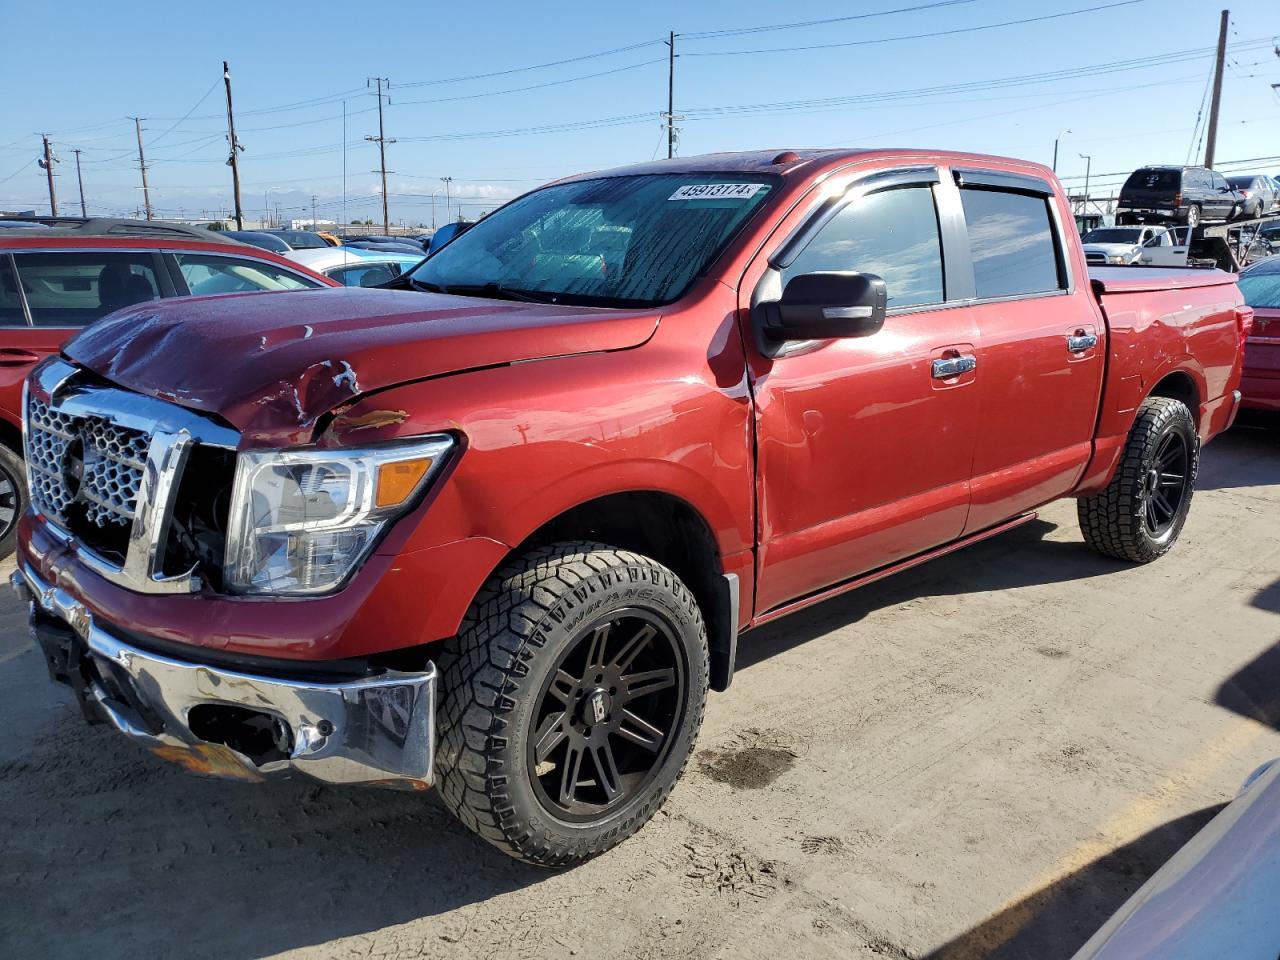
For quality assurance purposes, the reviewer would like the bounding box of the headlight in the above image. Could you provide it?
[224,435,454,595]
[1107,255,1129,264]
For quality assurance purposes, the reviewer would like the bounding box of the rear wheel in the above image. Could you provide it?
[434,542,708,867]
[0,445,27,560]
[1184,204,1201,229]
[1077,397,1198,563]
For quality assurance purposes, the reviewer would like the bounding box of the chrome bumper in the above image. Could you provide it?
[11,562,437,790]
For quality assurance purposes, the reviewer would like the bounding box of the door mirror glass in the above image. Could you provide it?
[760,272,886,341]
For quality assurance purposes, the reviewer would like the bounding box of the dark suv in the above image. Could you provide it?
[1117,165,1240,228]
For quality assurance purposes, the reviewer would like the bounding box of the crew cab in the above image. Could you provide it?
[12,150,1249,867]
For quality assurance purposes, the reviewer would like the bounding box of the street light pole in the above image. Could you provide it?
[1079,153,1092,214]
[1052,128,1071,172]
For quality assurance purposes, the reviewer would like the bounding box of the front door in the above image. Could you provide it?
[742,171,982,614]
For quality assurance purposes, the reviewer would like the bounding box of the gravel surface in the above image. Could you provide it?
[2,422,1278,960]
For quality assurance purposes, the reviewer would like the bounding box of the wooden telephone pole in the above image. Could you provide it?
[1203,9,1229,168]
[130,118,154,220]
[665,32,677,159]
[223,61,245,229]
[365,77,395,234]
[40,135,58,216]
[72,148,87,216]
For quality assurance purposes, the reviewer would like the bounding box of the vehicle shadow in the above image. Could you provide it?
[923,804,1225,960]
[1214,577,1280,731]
[1196,416,1280,491]
[737,518,1125,671]
[0,673,550,959]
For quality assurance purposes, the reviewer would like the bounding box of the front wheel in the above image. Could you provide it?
[434,542,709,867]
[1077,397,1198,563]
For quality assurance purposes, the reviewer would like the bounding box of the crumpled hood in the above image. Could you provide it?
[64,287,658,444]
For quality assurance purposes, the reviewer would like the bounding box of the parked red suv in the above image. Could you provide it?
[13,151,1248,866]
[0,221,335,556]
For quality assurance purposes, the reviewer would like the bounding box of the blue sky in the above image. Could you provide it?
[2,0,1277,225]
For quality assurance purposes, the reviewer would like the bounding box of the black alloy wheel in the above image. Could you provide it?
[1143,431,1190,537]
[527,608,685,822]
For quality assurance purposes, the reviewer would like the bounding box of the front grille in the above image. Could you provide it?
[27,396,150,531]
[1085,253,1106,265]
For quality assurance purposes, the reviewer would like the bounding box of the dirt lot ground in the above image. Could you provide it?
[2,421,1279,960]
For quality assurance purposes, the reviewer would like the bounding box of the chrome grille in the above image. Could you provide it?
[1085,252,1106,265]
[27,396,150,528]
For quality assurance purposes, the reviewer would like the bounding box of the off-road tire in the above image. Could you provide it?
[434,541,709,867]
[0,444,28,560]
[1077,397,1198,563]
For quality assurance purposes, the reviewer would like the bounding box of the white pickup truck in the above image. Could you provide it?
[1081,225,1189,267]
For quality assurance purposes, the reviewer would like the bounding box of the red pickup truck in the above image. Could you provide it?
[13,149,1249,866]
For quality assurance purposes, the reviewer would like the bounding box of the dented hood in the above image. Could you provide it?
[64,287,659,443]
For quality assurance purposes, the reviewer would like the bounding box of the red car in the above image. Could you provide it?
[1238,256,1280,411]
[13,150,1248,866]
[0,222,336,556]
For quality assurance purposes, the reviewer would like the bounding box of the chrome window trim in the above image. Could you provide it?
[26,357,239,594]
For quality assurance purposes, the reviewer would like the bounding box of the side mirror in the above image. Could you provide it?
[760,272,887,341]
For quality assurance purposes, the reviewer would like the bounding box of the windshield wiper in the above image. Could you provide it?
[408,277,449,293]
[441,282,559,304]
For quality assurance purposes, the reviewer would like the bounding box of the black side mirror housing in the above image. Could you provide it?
[760,272,887,341]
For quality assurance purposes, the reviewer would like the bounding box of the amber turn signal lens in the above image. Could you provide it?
[375,458,432,508]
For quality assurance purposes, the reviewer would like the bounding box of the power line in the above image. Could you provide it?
[392,59,665,107]
[682,0,981,38]
[394,39,664,90]
[149,78,222,146]
[685,1,1146,57]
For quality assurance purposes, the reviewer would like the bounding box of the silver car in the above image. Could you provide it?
[1072,759,1280,959]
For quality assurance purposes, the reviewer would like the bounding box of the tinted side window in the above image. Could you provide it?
[960,189,1063,299]
[783,185,944,309]
[173,254,320,295]
[0,256,25,325]
[1212,173,1228,191]
[14,252,160,327]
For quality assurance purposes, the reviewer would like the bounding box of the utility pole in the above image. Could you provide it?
[311,194,318,229]
[72,148,86,217]
[441,177,453,224]
[665,32,677,159]
[342,99,347,229]
[39,135,58,216]
[431,192,437,230]
[223,60,245,229]
[1203,10,1229,168]
[365,77,395,234]
[130,117,154,221]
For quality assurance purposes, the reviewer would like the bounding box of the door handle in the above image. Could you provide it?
[1067,333,1098,353]
[931,354,977,379]
[0,349,40,367]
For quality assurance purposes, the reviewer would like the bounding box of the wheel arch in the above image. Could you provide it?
[496,489,739,692]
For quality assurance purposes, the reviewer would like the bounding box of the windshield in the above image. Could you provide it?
[1083,228,1143,244]
[407,173,776,307]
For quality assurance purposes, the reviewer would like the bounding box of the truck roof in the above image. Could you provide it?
[555,148,1058,185]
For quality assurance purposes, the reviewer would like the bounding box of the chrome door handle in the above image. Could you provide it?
[931,354,977,379]
[1067,333,1098,353]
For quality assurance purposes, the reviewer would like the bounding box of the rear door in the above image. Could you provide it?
[743,167,982,613]
[0,249,170,428]
[952,169,1106,533]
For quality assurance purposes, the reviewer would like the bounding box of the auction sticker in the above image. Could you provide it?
[668,183,765,201]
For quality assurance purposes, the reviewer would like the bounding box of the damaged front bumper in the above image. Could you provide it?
[12,561,437,790]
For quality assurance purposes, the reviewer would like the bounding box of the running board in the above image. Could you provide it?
[751,513,1039,628]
